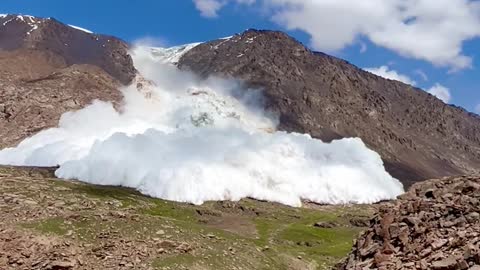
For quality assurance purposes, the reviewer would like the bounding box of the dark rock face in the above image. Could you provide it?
[0,15,136,147]
[338,175,480,269]
[0,14,135,84]
[178,29,480,186]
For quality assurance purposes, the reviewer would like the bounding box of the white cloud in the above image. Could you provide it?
[475,104,480,114]
[195,0,480,70]
[359,41,367,53]
[193,0,226,18]
[193,0,255,18]
[414,69,429,82]
[427,83,451,103]
[364,66,416,85]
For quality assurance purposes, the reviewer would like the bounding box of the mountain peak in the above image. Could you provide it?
[0,14,135,84]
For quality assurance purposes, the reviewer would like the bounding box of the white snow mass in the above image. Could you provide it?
[68,24,93,34]
[0,44,404,207]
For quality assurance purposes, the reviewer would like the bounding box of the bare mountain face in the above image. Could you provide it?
[0,14,136,148]
[178,30,480,187]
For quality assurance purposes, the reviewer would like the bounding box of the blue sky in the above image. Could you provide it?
[1,0,479,113]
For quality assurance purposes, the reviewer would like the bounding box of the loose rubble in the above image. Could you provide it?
[339,175,480,270]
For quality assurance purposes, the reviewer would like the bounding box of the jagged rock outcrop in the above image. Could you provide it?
[338,175,480,269]
[178,30,480,186]
[0,14,136,148]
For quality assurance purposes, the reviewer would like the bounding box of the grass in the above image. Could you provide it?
[142,199,198,222]
[280,224,361,258]
[153,254,198,268]
[23,217,68,236]
[65,182,144,208]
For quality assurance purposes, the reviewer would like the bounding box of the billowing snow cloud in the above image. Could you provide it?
[0,44,403,207]
[195,0,480,70]
[364,66,416,85]
[427,83,451,103]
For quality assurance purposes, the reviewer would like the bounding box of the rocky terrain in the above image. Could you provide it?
[339,175,480,269]
[0,166,374,270]
[178,30,480,186]
[0,14,136,148]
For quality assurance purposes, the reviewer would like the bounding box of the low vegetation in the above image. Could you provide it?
[0,166,375,269]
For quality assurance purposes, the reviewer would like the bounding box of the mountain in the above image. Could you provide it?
[1,15,479,186]
[0,14,136,148]
[0,14,135,84]
[177,30,480,186]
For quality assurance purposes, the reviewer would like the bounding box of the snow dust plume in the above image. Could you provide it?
[0,43,404,206]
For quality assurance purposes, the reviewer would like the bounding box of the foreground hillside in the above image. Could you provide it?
[0,166,374,270]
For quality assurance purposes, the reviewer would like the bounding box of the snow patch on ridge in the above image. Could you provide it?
[68,24,93,34]
[148,43,202,65]
[0,14,42,35]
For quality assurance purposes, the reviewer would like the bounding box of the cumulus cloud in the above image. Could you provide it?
[193,0,255,18]
[474,104,480,114]
[427,83,451,103]
[195,0,480,70]
[0,43,403,207]
[415,69,429,82]
[364,65,416,85]
[359,42,367,53]
[193,0,226,18]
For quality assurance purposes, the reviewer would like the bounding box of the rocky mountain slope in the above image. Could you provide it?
[178,30,480,186]
[339,175,480,270]
[0,14,136,148]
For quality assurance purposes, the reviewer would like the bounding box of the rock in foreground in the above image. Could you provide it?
[339,175,480,270]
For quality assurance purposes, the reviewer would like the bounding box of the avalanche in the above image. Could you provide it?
[0,44,404,207]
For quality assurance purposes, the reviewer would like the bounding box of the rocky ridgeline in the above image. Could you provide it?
[339,176,480,270]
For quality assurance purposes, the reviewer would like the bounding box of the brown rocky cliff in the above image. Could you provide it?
[0,14,137,148]
[0,14,135,84]
[178,29,480,186]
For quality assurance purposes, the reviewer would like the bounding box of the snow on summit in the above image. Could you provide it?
[0,14,94,36]
[148,43,202,64]
[68,24,93,34]
[0,43,404,207]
